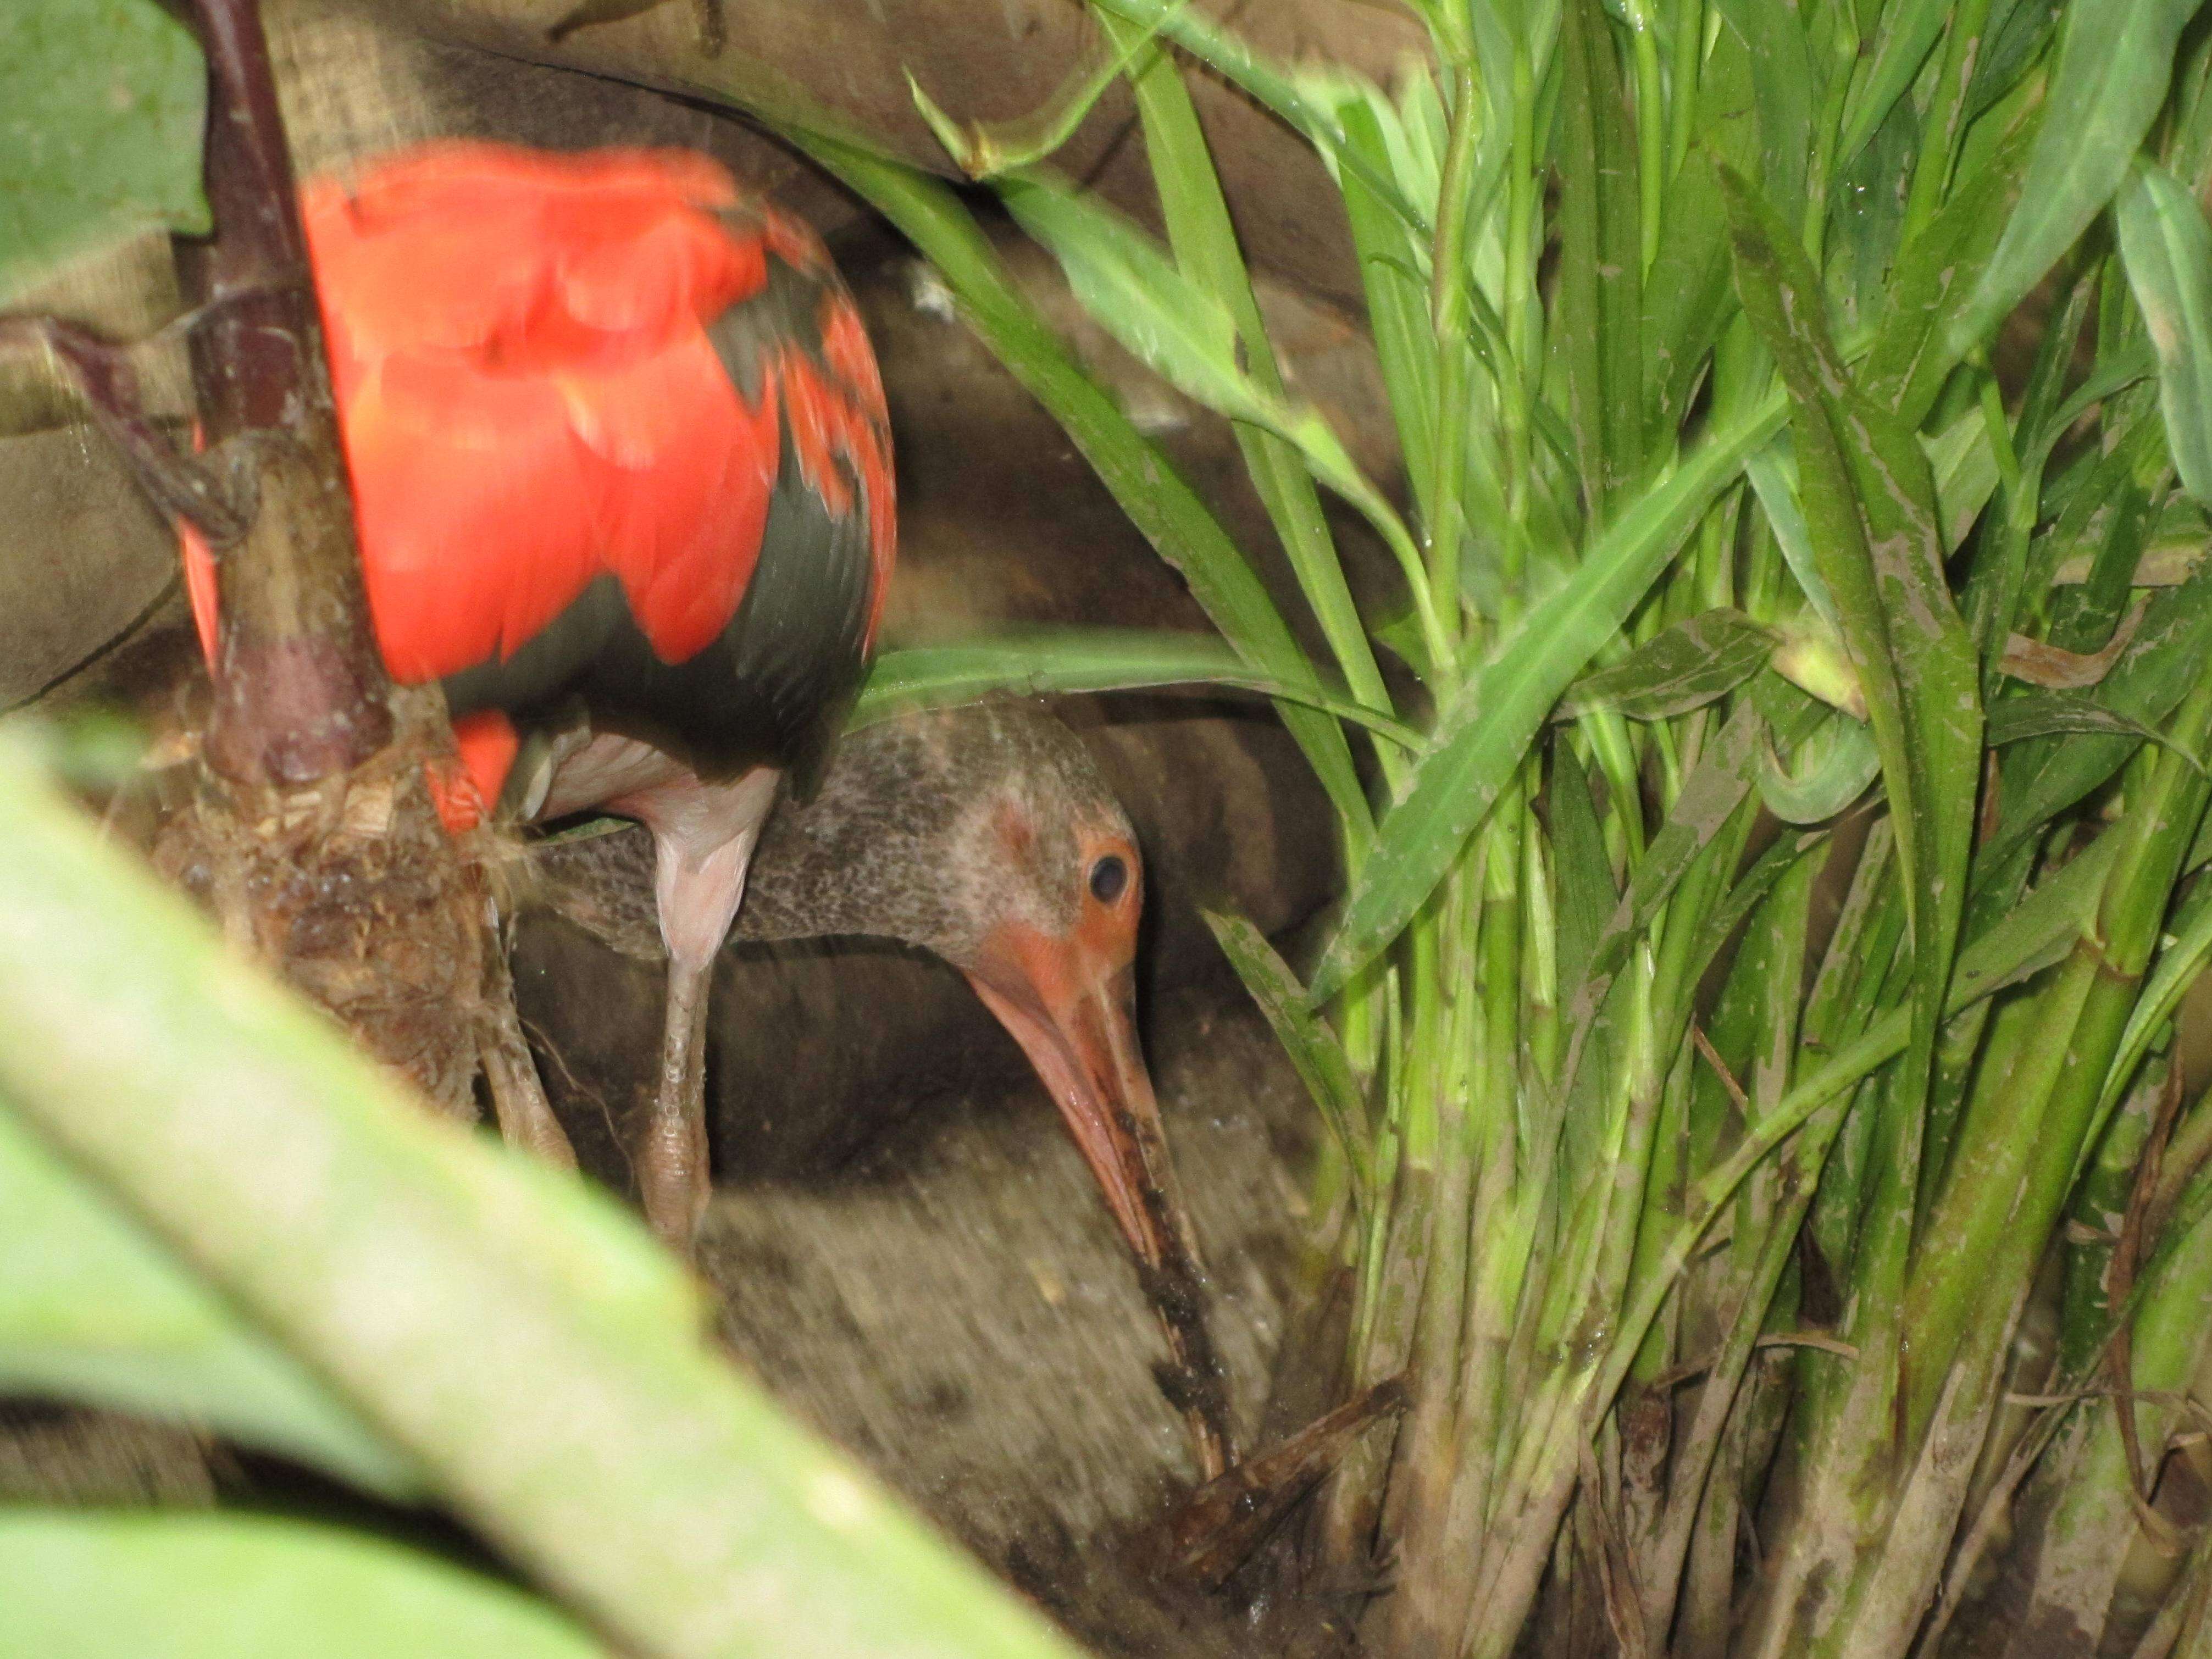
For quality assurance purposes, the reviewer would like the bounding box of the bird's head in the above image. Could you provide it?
[750,704,1200,1280]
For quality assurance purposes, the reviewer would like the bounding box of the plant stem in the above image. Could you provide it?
[179,0,390,784]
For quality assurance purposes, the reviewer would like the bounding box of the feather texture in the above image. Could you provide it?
[180,141,895,820]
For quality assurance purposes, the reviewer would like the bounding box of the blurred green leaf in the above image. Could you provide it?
[1952,0,2203,354]
[0,1512,607,1658]
[2115,160,2212,505]
[0,0,209,301]
[0,739,1084,1659]
[1560,609,1777,722]
[0,1096,419,1499]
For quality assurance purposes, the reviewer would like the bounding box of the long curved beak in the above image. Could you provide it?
[965,924,1235,1479]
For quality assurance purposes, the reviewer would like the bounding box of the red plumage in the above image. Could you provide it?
[181,142,896,825]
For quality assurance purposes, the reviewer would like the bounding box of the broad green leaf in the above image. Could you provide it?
[1722,164,1983,1195]
[1555,0,1643,515]
[1547,739,1617,1016]
[1919,401,2005,555]
[1986,686,2201,762]
[0,1097,418,1498]
[1758,710,1883,822]
[790,133,1373,847]
[0,0,209,300]
[1711,0,1816,229]
[0,1512,607,1659]
[1951,0,2205,354]
[1745,436,1842,631]
[1097,15,1400,763]
[2115,161,2212,504]
[1991,556,2212,849]
[852,631,1421,748]
[1201,909,1373,1207]
[1307,389,1789,1001]
[1560,609,1777,722]
[1839,0,1964,167]
[1861,98,2043,428]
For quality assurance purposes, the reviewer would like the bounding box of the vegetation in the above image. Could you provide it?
[796,0,2212,1650]
[9,0,2212,1654]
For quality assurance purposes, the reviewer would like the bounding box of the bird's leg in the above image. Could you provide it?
[622,765,780,1257]
[639,944,713,1252]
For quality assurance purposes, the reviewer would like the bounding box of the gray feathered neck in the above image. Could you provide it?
[529,703,1131,970]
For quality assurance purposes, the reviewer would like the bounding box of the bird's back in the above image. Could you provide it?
[302,142,895,794]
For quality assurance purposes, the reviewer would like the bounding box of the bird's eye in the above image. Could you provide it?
[1089,855,1129,905]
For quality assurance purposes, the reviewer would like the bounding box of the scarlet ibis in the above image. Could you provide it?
[174,142,1233,1474]
[534,701,1234,1475]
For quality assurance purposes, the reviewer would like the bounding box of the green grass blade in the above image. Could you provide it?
[0,1512,607,1659]
[788,131,1373,847]
[1950,0,2204,355]
[1094,13,1402,742]
[1201,909,1375,1208]
[1839,0,1964,167]
[1722,165,1984,1091]
[1307,389,1789,1001]
[2115,160,2212,504]
[996,168,1440,659]
[1557,0,1645,515]
[1860,96,2042,426]
[1986,686,2203,759]
[852,631,1421,747]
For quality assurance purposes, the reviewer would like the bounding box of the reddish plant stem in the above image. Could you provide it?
[176,0,391,785]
